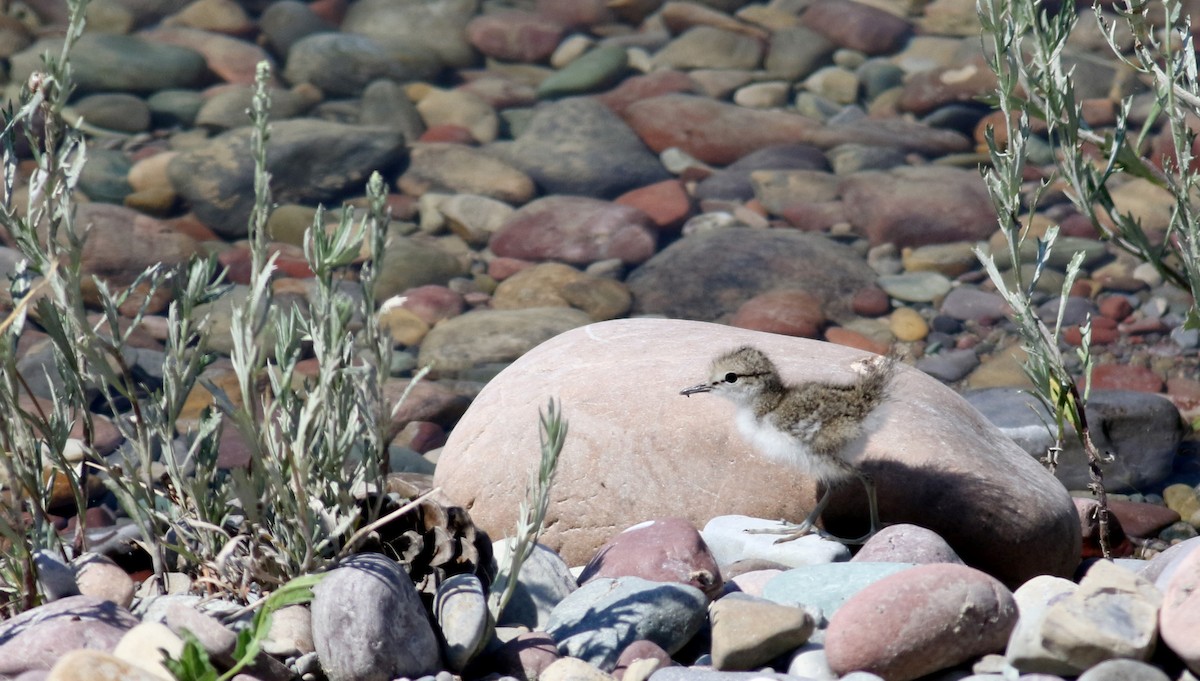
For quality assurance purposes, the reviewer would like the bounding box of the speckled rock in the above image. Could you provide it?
[490,196,657,266]
[578,517,723,599]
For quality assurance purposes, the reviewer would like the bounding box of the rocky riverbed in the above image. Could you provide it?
[2,0,1200,680]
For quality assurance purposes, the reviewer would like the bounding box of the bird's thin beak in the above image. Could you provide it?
[680,383,712,397]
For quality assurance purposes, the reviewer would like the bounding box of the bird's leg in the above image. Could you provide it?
[745,486,833,541]
[818,470,880,546]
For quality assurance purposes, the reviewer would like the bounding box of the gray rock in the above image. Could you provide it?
[653,26,763,71]
[1006,562,1160,675]
[341,0,477,70]
[164,602,293,681]
[12,33,206,94]
[360,79,426,140]
[627,229,876,323]
[311,553,441,681]
[72,93,151,133]
[939,287,1009,323]
[435,574,491,672]
[709,593,814,670]
[372,236,469,301]
[503,97,669,199]
[915,348,980,383]
[193,85,317,130]
[876,271,953,303]
[1077,658,1170,681]
[695,144,828,202]
[0,595,139,676]
[492,542,577,630]
[545,577,707,671]
[1138,535,1200,591]
[649,669,797,681]
[259,0,332,56]
[33,550,80,600]
[283,33,441,97]
[964,388,1183,492]
[417,307,593,378]
[168,119,404,237]
[765,27,837,81]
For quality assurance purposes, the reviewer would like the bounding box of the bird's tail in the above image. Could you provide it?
[849,352,897,410]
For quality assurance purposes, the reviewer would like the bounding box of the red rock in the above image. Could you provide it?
[395,421,447,453]
[1069,279,1095,298]
[1108,498,1180,538]
[903,58,999,117]
[418,124,477,144]
[578,517,723,599]
[1060,212,1101,238]
[218,243,314,284]
[840,167,997,247]
[1120,318,1169,335]
[72,204,201,286]
[1083,364,1165,393]
[487,257,535,281]
[1064,321,1120,346]
[825,564,1017,681]
[623,94,822,165]
[824,326,890,355]
[398,285,465,326]
[852,286,891,317]
[801,0,913,55]
[730,289,826,338]
[1075,497,1133,559]
[1160,543,1200,674]
[458,76,539,110]
[615,179,693,230]
[465,10,564,63]
[490,196,658,265]
[595,70,697,115]
[308,0,346,24]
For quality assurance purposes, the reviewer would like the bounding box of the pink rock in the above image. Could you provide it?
[465,10,564,63]
[490,196,657,265]
[418,124,476,145]
[779,201,847,232]
[1160,543,1200,674]
[536,0,613,27]
[218,242,314,284]
[1084,364,1164,393]
[851,524,964,565]
[824,326,891,355]
[801,0,913,55]
[840,167,997,247]
[487,257,535,281]
[852,286,891,317]
[578,517,723,599]
[825,564,1017,680]
[486,631,560,680]
[613,640,674,681]
[0,596,139,675]
[729,289,826,338]
[1098,295,1134,321]
[615,179,693,231]
[399,285,465,326]
[73,204,200,286]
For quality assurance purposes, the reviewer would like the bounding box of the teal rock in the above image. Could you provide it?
[72,93,151,133]
[876,271,953,303]
[762,562,916,621]
[537,45,629,99]
[12,33,206,93]
[147,89,205,128]
[79,149,133,204]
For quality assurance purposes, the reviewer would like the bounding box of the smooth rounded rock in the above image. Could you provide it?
[492,542,577,630]
[545,576,707,671]
[1077,658,1171,681]
[709,593,814,670]
[0,596,139,676]
[417,307,593,377]
[1160,542,1200,674]
[850,524,964,565]
[761,562,914,622]
[435,573,491,672]
[490,196,657,266]
[824,564,1017,681]
[283,33,440,96]
[840,166,997,247]
[434,318,1082,587]
[399,143,536,205]
[311,553,441,681]
[578,517,723,599]
[12,33,206,93]
[47,650,162,681]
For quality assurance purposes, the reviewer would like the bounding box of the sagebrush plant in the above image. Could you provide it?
[0,0,451,616]
[977,0,1200,556]
[977,0,1116,557]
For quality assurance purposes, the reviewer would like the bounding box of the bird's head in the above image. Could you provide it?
[680,345,782,406]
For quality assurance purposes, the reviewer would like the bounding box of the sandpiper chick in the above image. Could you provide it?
[680,345,896,544]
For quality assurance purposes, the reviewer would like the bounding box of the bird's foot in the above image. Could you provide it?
[745,520,816,542]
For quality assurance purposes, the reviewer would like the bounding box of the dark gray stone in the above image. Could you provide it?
[627,229,876,324]
[311,553,441,681]
[545,576,707,671]
[283,33,441,97]
[914,348,980,383]
[695,144,828,202]
[503,97,669,199]
[12,33,207,94]
[168,119,404,237]
[963,388,1183,491]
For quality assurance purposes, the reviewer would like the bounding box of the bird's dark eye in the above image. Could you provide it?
[724,372,738,383]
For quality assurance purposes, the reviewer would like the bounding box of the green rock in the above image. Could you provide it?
[373,237,468,301]
[537,45,629,99]
[12,34,206,94]
[79,149,132,204]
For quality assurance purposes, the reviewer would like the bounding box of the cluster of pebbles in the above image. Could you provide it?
[1,0,1200,679]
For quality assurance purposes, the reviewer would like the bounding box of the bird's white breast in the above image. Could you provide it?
[733,407,849,484]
